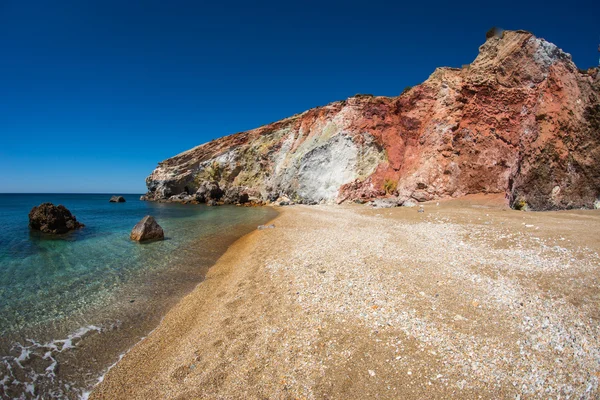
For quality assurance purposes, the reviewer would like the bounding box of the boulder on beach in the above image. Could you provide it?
[130,215,164,242]
[367,197,402,209]
[109,195,126,203]
[402,200,417,208]
[28,203,84,234]
[273,195,294,206]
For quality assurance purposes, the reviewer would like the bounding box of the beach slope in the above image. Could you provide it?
[91,198,600,399]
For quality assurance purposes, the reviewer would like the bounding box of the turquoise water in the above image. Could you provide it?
[0,194,276,398]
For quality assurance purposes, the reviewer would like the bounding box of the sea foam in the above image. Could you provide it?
[0,325,102,399]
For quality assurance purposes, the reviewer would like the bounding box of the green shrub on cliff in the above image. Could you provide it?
[206,161,221,182]
[513,199,529,211]
[383,179,397,195]
[486,27,502,40]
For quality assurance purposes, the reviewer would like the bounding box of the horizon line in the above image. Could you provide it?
[0,192,145,195]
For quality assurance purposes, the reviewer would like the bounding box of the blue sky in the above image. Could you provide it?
[1,0,598,193]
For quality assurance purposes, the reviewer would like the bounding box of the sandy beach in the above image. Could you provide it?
[90,195,600,399]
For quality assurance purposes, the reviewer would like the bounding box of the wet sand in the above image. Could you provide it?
[90,195,600,399]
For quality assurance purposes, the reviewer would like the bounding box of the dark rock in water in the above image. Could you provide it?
[130,216,164,242]
[28,203,84,234]
[206,199,220,206]
[109,195,126,203]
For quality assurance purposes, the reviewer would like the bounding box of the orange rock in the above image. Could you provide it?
[142,30,600,211]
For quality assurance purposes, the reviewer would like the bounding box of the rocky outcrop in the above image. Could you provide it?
[195,182,223,203]
[109,195,126,203]
[142,30,600,210]
[130,216,164,242]
[28,203,84,234]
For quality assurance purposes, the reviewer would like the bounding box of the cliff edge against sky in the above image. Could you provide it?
[143,30,600,210]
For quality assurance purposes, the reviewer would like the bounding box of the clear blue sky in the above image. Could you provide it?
[1,0,598,193]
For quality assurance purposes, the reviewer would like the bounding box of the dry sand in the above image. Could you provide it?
[90,195,600,399]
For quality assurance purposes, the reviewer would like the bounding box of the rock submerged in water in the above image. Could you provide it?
[109,195,126,203]
[130,216,164,242]
[28,203,84,234]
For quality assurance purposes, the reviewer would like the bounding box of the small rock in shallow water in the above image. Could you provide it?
[109,195,126,203]
[130,215,164,242]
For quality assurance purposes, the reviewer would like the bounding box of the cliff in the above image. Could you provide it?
[143,30,600,210]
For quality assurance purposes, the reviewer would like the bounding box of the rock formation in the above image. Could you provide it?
[142,30,600,210]
[130,216,164,242]
[109,195,126,203]
[28,203,84,234]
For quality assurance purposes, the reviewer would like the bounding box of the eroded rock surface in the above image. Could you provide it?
[109,196,126,203]
[130,216,164,242]
[142,30,600,210]
[28,203,84,234]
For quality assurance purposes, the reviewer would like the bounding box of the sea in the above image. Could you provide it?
[0,193,277,399]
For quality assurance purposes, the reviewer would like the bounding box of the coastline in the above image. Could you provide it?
[0,198,277,399]
[88,207,286,399]
[90,197,600,399]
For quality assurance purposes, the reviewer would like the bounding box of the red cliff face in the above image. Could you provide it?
[144,30,600,210]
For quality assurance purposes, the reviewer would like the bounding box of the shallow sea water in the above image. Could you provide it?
[0,194,276,399]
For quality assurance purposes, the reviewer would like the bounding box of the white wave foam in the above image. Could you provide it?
[80,317,164,399]
[0,324,103,399]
